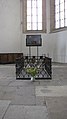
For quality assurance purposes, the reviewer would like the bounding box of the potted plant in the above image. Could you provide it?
[26,67,37,81]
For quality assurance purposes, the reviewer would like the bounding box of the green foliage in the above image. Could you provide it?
[26,67,37,77]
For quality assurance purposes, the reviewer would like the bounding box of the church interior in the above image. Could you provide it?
[0,0,67,119]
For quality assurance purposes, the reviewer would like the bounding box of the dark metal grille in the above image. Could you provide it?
[15,56,52,80]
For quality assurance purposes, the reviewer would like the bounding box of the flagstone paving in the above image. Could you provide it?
[0,64,67,119]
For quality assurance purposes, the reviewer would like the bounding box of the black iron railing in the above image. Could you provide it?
[16,56,52,79]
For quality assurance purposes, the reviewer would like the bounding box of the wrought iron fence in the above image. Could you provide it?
[15,56,52,80]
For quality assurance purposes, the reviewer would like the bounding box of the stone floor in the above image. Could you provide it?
[0,63,67,119]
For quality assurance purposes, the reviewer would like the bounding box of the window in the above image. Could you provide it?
[55,0,67,28]
[50,0,67,32]
[23,0,46,33]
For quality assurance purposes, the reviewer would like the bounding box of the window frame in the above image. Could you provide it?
[23,0,46,33]
[50,0,67,33]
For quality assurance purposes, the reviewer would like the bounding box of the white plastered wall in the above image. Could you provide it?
[0,0,67,63]
[0,0,22,53]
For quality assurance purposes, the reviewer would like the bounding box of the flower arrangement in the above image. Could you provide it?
[26,67,38,81]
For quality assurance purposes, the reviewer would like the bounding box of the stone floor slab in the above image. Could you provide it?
[1,86,36,105]
[9,80,34,87]
[11,95,36,105]
[46,97,67,119]
[4,105,48,119]
[35,96,46,106]
[3,105,25,119]
[35,86,67,97]
[0,100,11,119]
[0,64,67,119]
[24,106,48,119]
